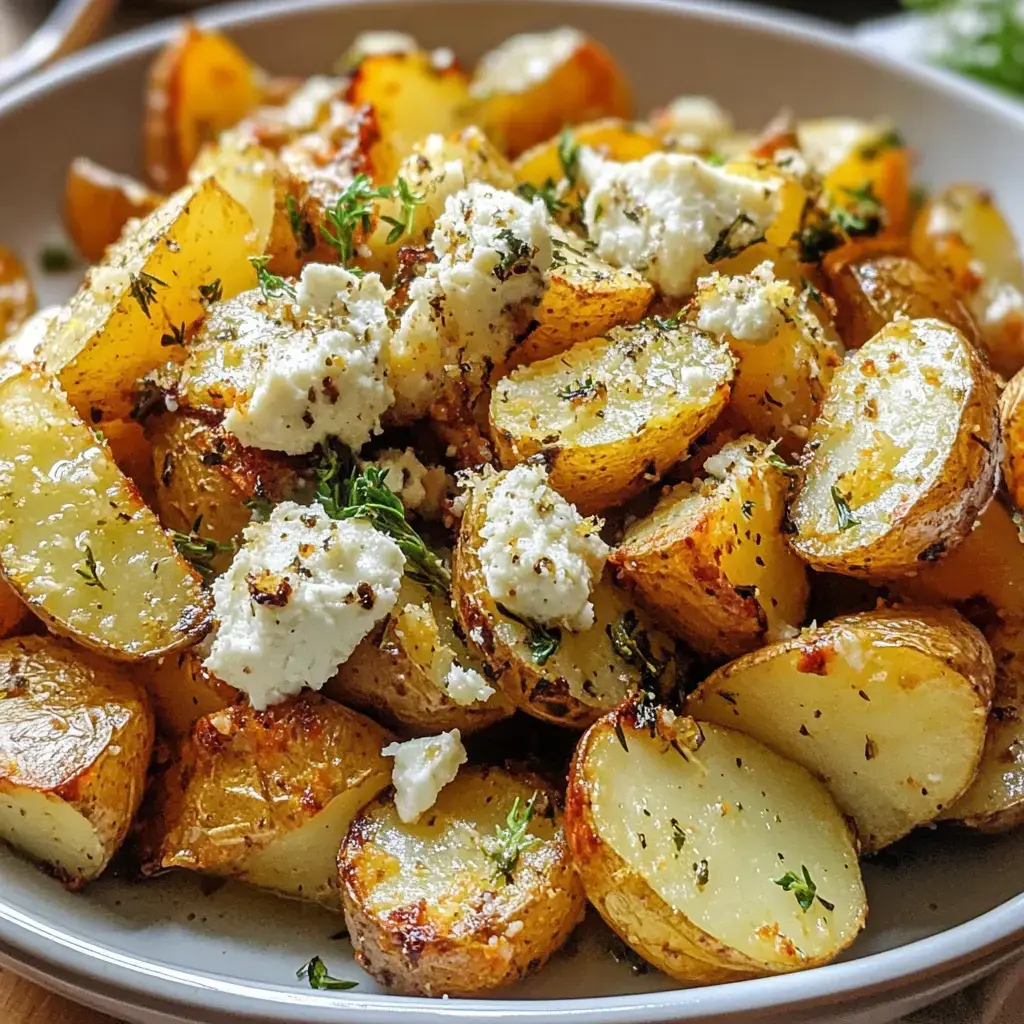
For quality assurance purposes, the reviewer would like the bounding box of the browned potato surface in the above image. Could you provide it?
[0,244,35,342]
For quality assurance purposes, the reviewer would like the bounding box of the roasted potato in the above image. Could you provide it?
[339,765,585,995]
[649,95,733,151]
[941,619,1024,831]
[0,580,30,640]
[64,158,164,264]
[145,694,392,907]
[470,29,632,157]
[611,438,809,658]
[0,635,153,888]
[491,318,735,514]
[894,497,1024,623]
[40,178,259,422]
[823,241,980,350]
[911,184,1024,377]
[566,707,866,984]
[144,24,267,192]
[0,370,210,660]
[789,318,1000,578]
[453,474,679,728]
[0,244,35,343]
[347,50,470,183]
[688,607,994,851]
[505,228,653,369]
[148,412,298,576]
[687,264,843,456]
[100,419,158,509]
[326,578,514,737]
[1000,369,1024,512]
[144,649,237,740]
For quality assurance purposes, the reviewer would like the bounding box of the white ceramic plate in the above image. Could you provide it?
[2,2,1024,1022]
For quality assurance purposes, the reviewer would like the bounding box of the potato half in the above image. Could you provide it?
[0,636,154,888]
[0,370,210,660]
[790,318,1000,579]
[999,369,1024,512]
[144,650,238,740]
[491,319,734,514]
[938,619,1024,832]
[39,178,259,422]
[339,765,585,996]
[565,708,866,984]
[688,607,994,851]
[326,578,514,737]
[611,438,809,658]
[145,693,392,908]
[453,474,678,728]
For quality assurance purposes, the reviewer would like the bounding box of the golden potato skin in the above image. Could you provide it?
[145,693,392,906]
[1000,370,1024,513]
[0,244,35,343]
[823,243,980,350]
[326,580,514,738]
[611,438,809,659]
[144,650,238,740]
[0,635,154,887]
[790,318,1000,579]
[339,765,585,996]
[453,476,678,728]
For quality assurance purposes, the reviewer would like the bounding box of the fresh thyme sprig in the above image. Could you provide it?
[316,458,451,597]
[484,794,540,883]
[249,255,296,300]
[774,865,835,913]
[295,956,358,991]
[321,174,392,263]
[75,544,106,590]
[379,176,426,245]
[171,516,234,579]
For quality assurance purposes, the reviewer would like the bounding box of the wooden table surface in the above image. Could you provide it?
[1,968,120,1023]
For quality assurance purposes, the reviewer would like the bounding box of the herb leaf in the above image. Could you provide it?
[199,279,223,305]
[830,484,859,531]
[75,544,106,590]
[556,375,600,401]
[705,213,765,263]
[774,864,833,913]
[497,603,562,665]
[128,271,166,320]
[320,174,392,264]
[160,322,187,348]
[379,176,426,245]
[517,179,567,216]
[171,516,234,579]
[296,955,358,991]
[557,128,580,186]
[249,255,296,300]
[39,244,76,274]
[493,229,535,281]
[484,794,540,883]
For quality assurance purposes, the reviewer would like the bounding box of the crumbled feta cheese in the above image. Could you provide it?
[657,96,733,151]
[695,261,790,343]
[581,150,781,297]
[343,30,418,65]
[444,663,495,705]
[277,76,345,133]
[470,27,583,99]
[204,502,404,709]
[382,730,468,822]
[222,267,393,455]
[0,305,61,365]
[478,464,609,631]
[362,447,447,516]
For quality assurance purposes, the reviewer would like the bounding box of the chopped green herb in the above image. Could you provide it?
[497,603,562,665]
[774,864,834,913]
[493,229,535,281]
[244,487,274,523]
[296,955,358,991]
[484,794,539,883]
[128,271,166,320]
[75,544,105,590]
[705,213,765,263]
[830,484,859,531]
[199,279,223,305]
[321,174,391,263]
[249,255,296,300]
[557,375,599,401]
[671,818,686,851]
[160,322,187,348]
[171,516,234,580]
[705,151,727,167]
[285,194,304,239]
[802,277,824,305]
[833,183,884,237]
[39,244,75,273]
[608,610,665,692]
[795,214,844,264]
[741,500,755,519]
[379,175,426,245]
[517,179,566,216]
[766,452,799,477]
[557,128,580,186]
[858,128,905,160]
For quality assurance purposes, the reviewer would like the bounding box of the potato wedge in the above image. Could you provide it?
[0,636,153,888]
[894,497,1024,623]
[911,184,1024,378]
[688,607,994,851]
[64,158,164,264]
[144,649,237,740]
[687,264,842,456]
[0,244,35,343]
[0,370,210,660]
[823,242,980,350]
[491,318,734,514]
[339,765,585,996]
[1000,369,1024,513]
[148,412,298,576]
[453,473,679,727]
[470,29,632,157]
[326,578,514,737]
[100,419,157,508]
[347,51,470,183]
[790,318,1000,578]
[612,438,809,658]
[145,693,392,907]
[144,24,266,192]
[0,579,30,640]
[565,707,866,983]
[40,178,259,422]
[505,228,653,369]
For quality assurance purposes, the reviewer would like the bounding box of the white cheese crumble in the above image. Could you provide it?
[478,464,609,631]
[444,663,495,705]
[203,502,404,709]
[343,30,419,64]
[656,95,733,151]
[695,261,790,343]
[581,149,781,298]
[382,730,468,822]
[222,266,394,455]
[362,447,447,516]
[276,76,345,133]
[470,27,584,99]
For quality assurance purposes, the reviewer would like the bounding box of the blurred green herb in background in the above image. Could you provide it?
[904,0,1024,96]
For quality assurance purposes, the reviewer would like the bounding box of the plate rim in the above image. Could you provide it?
[2,0,1024,1019]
